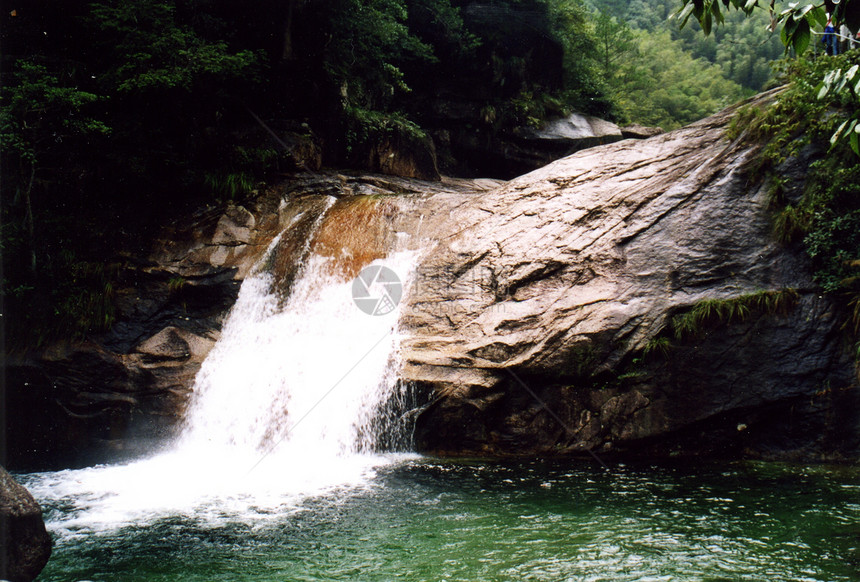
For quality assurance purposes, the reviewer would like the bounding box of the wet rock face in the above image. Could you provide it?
[2,174,490,470]
[0,466,52,582]
[6,91,858,467]
[403,90,859,461]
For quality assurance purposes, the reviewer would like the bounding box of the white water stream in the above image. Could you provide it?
[26,209,419,534]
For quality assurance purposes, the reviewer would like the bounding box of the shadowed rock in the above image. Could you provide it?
[621,124,664,139]
[0,466,52,582]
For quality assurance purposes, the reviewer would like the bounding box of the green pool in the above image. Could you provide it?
[21,457,860,581]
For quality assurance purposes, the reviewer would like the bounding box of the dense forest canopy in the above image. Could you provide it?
[587,0,786,129]
[1,0,858,350]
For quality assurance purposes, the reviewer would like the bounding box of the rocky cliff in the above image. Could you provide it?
[5,91,858,469]
[402,89,859,461]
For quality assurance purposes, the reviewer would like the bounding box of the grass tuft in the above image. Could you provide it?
[672,289,800,341]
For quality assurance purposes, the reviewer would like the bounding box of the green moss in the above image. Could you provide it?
[567,341,598,379]
[726,101,770,143]
[772,205,811,245]
[204,171,257,201]
[167,276,188,293]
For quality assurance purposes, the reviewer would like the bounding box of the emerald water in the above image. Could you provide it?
[20,457,860,581]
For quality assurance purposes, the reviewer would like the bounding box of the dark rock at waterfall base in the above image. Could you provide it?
[5,345,187,471]
[0,466,52,582]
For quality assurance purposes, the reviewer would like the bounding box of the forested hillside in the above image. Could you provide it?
[588,0,785,129]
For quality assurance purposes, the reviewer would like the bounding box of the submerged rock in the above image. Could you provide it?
[0,466,52,582]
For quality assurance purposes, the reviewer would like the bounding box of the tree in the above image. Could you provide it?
[0,61,109,276]
[89,0,260,94]
[611,28,747,129]
[676,0,859,55]
[593,10,637,79]
[546,0,615,116]
[591,0,783,93]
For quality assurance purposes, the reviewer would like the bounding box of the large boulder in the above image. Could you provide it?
[0,466,51,582]
[400,89,859,460]
[505,113,626,174]
[621,124,664,139]
[438,113,626,180]
[363,130,441,182]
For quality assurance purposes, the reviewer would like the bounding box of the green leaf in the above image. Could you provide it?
[792,19,811,54]
[710,0,724,23]
[830,119,857,145]
[677,2,696,26]
[812,6,828,27]
[851,129,859,156]
[780,21,791,47]
[832,120,847,144]
[836,69,850,93]
[796,3,815,18]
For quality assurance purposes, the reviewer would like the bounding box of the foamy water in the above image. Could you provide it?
[25,212,421,535]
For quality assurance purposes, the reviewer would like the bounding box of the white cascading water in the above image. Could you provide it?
[26,203,418,533]
[181,248,413,458]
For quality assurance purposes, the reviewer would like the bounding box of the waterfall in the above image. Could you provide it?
[180,237,417,461]
[27,199,420,532]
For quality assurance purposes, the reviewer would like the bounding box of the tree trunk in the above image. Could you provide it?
[24,164,36,277]
[282,0,296,61]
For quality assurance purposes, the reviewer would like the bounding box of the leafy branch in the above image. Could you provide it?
[819,64,860,154]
